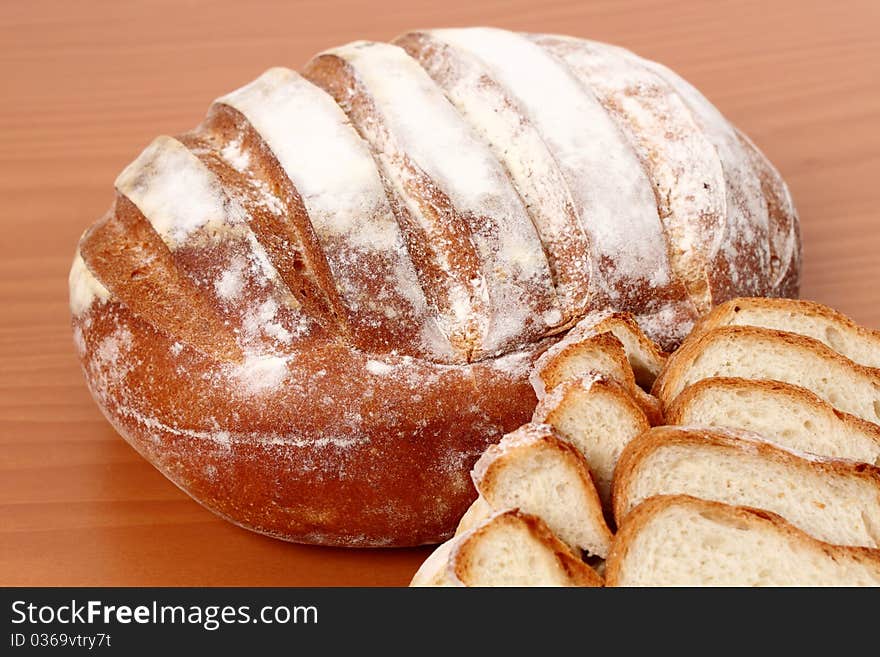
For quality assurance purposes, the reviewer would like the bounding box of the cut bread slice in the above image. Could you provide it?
[666,377,880,465]
[560,311,668,388]
[652,325,880,425]
[605,495,880,586]
[687,297,880,368]
[533,374,650,507]
[613,426,880,548]
[467,423,613,557]
[449,509,603,587]
[531,329,663,425]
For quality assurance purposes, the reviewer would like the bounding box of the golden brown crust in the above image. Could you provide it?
[617,384,662,425]
[604,494,880,586]
[79,200,243,362]
[303,52,491,360]
[532,35,720,317]
[665,376,880,451]
[303,46,562,361]
[394,30,591,329]
[588,312,669,388]
[74,298,546,547]
[734,135,801,300]
[611,425,880,526]
[773,226,802,299]
[452,509,604,586]
[535,375,650,432]
[182,108,345,335]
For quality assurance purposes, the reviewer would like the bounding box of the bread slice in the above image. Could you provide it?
[449,509,603,586]
[687,297,880,368]
[425,503,604,586]
[561,311,668,388]
[533,374,650,507]
[652,325,880,425]
[666,377,880,465]
[605,495,880,586]
[466,423,613,557]
[531,327,663,425]
[613,426,880,548]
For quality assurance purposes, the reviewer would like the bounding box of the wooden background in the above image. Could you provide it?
[2,0,879,586]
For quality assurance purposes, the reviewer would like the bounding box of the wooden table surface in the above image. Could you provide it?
[2,0,879,586]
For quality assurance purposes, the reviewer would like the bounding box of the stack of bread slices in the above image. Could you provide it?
[411,298,880,586]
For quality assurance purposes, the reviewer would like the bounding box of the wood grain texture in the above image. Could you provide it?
[1,0,878,586]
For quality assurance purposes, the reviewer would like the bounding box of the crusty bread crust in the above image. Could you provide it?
[652,325,880,414]
[612,425,880,531]
[732,137,802,299]
[450,509,604,587]
[533,36,725,316]
[74,299,544,547]
[666,377,880,458]
[591,313,668,387]
[605,495,880,586]
[564,311,668,388]
[534,374,649,426]
[394,30,592,330]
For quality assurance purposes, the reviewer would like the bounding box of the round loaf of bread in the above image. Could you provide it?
[69,28,801,546]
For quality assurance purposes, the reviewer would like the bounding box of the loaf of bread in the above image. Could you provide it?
[613,426,880,548]
[69,28,799,547]
[605,496,880,587]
